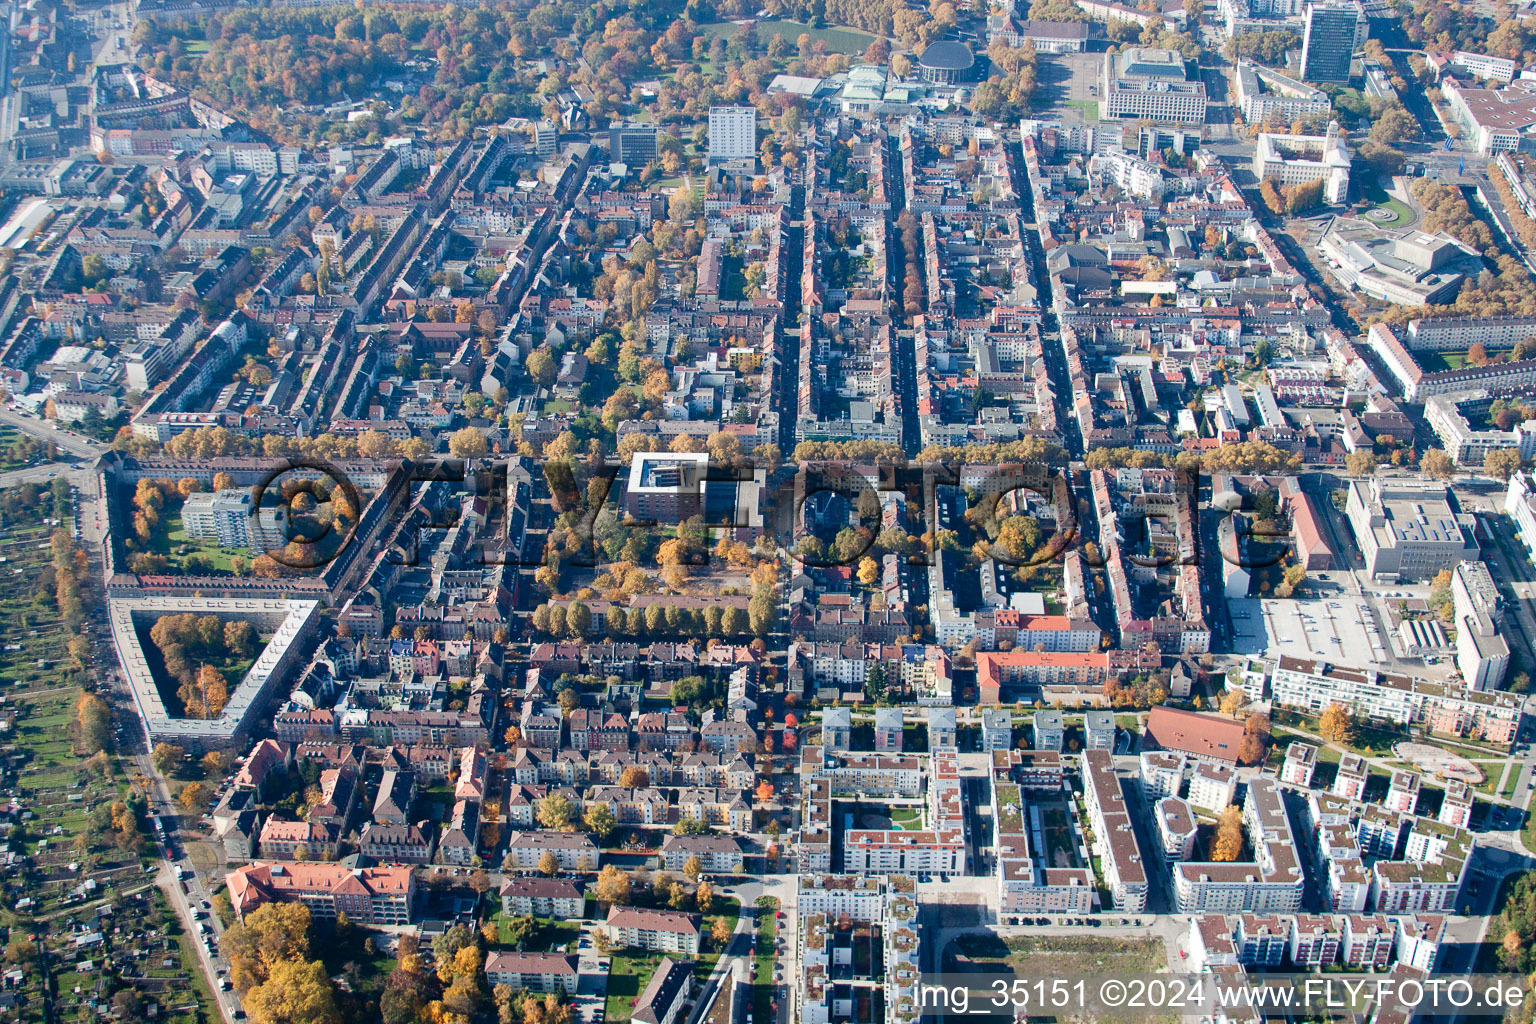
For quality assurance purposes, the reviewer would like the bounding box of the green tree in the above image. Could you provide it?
[527,349,557,389]
[583,801,618,840]
[537,793,575,831]
[151,742,185,776]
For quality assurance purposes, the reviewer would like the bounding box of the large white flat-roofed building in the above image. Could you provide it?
[707,106,756,164]
[111,596,320,747]
[988,18,1091,52]
[1443,78,1536,154]
[1425,390,1536,466]
[1253,122,1351,204]
[1319,221,1480,307]
[625,451,709,522]
[1235,63,1332,124]
[1345,477,1478,581]
[1510,472,1536,566]
[1452,560,1509,690]
[181,487,288,551]
[1102,47,1208,123]
[1429,49,1518,84]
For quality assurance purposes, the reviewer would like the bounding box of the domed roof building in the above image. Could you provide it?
[917,41,976,84]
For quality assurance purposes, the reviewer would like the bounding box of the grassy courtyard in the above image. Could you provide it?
[699,19,880,52]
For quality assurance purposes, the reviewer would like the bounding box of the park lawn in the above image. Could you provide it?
[1271,709,1400,758]
[605,950,664,1022]
[162,517,248,573]
[700,19,880,52]
[489,913,581,952]
[1271,728,1342,764]
[1502,765,1523,799]
[171,925,222,1022]
[1064,98,1100,121]
[956,933,1166,975]
[0,428,44,471]
[890,807,923,829]
[752,903,778,1024]
[1360,177,1411,227]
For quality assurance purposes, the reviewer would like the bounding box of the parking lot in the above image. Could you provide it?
[1226,595,1385,667]
[1031,51,1104,122]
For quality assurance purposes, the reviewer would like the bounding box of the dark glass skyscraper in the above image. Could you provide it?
[1300,3,1359,85]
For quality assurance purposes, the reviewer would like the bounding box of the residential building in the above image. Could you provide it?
[1268,656,1521,746]
[483,953,579,994]
[874,708,904,751]
[707,107,756,164]
[928,706,957,749]
[983,712,1019,752]
[499,878,585,919]
[632,956,693,1024]
[1439,782,1473,829]
[1029,710,1060,751]
[504,831,599,872]
[604,906,702,955]
[1081,750,1149,912]
[1157,797,1198,861]
[1452,560,1510,690]
[1173,779,1304,914]
[1085,710,1115,751]
[180,488,288,551]
[1281,743,1317,787]
[1188,762,1238,813]
[1334,754,1368,801]
[1139,752,1186,801]
[660,834,745,875]
[359,822,434,865]
[821,707,852,751]
[1385,771,1421,815]
[225,862,415,925]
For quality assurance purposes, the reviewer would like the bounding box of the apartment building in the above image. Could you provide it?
[498,878,585,919]
[1268,656,1521,746]
[1081,750,1149,912]
[1280,743,1317,787]
[604,906,702,955]
[1140,752,1186,802]
[504,830,599,872]
[1510,472,1536,565]
[1173,779,1304,914]
[1188,762,1238,813]
[1452,560,1510,690]
[483,953,580,994]
[225,862,415,925]
[660,834,745,875]
[1438,781,1473,829]
[1157,797,1198,862]
[1290,914,1343,967]
[1371,818,1471,913]
[1334,754,1368,800]
[181,487,288,551]
[257,818,338,861]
